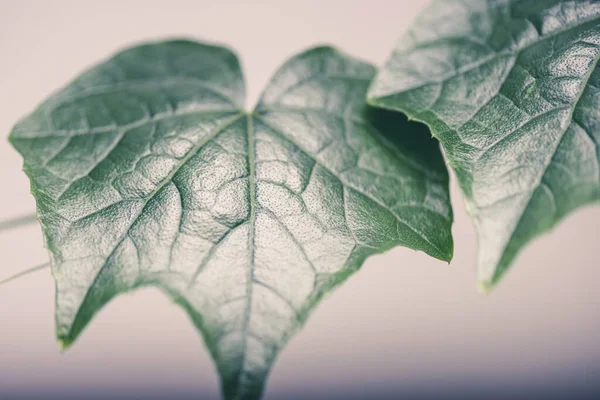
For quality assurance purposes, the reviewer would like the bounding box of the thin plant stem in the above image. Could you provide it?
[0,262,50,286]
[0,214,38,231]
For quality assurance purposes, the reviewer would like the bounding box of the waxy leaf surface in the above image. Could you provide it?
[11,40,452,399]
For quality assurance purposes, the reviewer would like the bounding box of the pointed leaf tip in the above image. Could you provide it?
[477,280,494,295]
[57,338,69,353]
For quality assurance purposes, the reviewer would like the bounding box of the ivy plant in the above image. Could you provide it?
[3,0,599,399]
[368,0,600,290]
[7,40,452,399]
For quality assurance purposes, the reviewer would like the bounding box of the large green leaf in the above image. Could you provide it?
[369,0,600,290]
[10,40,452,399]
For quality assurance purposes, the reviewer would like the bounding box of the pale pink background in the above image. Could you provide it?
[1,0,599,398]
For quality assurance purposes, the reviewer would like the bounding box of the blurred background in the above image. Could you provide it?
[1,1,599,399]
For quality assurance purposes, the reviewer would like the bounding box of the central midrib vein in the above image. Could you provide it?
[235,114,257,394]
